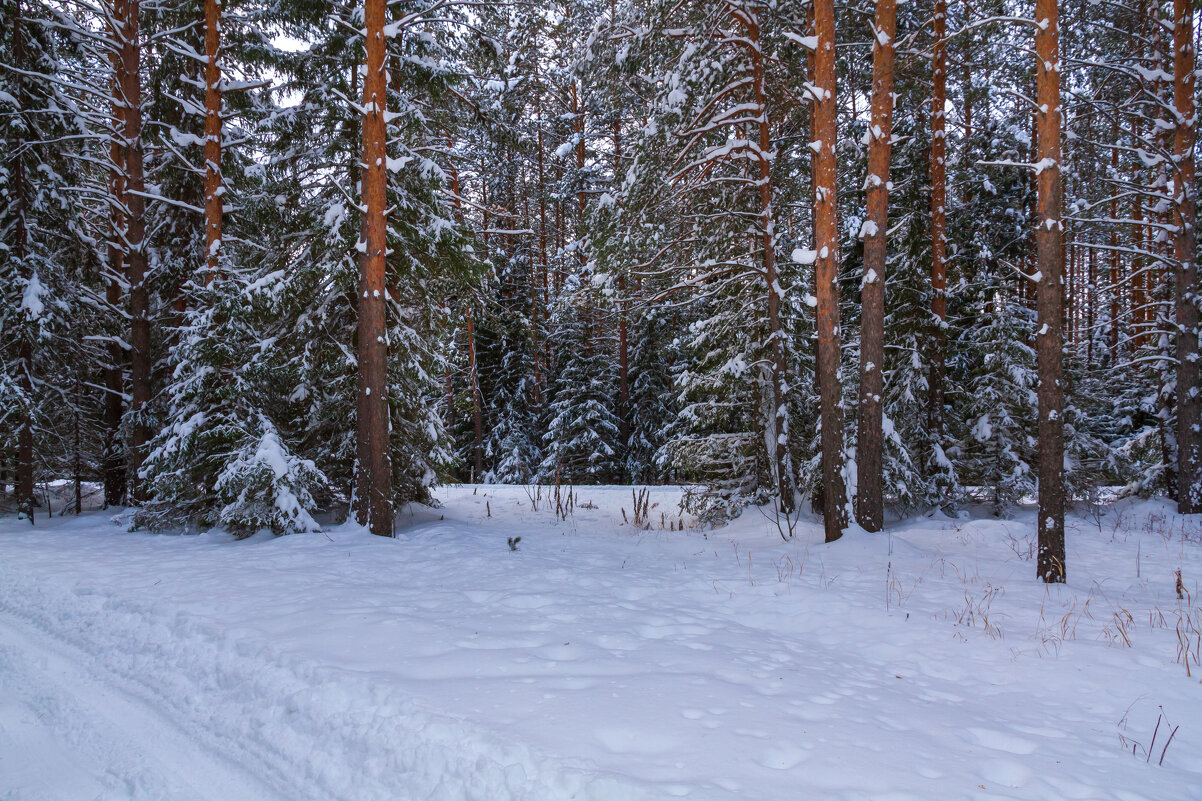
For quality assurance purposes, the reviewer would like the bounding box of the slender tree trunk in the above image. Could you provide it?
[1133,195,1147,349]
[533,58,547,408]
[855,0,897,533]
[741,7,793,514]
[928,0,948,441]
[615,104,629,451]
[613,0,626,402]
[466,306,483,478]
[203,0,222,281]
[814,0,846,541]
[1026,105,1039,310]
[1035,0,1066,582]
[104,44,127,508]
[356,0,392,536]
[1174,0,1201,512]
[807,0,825,517]
[573,81,587,264]
[1073,256,1079,352]
[120,0,151,503]
[11,4,34,523]
[1110,137,1120,365]
[1087,244,1096,367]
[73,375,83,514]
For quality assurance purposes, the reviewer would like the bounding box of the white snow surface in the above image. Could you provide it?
[2,486,1202,800]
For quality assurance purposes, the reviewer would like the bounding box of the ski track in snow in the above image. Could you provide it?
[1,486,1201,800]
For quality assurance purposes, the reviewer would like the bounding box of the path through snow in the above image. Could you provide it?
[1,486,1201,800]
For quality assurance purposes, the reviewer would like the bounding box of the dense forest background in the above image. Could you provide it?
[2,0,1199,576]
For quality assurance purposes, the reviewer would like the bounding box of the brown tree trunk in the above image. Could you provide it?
[1174,0,1200,512]
[120,0,151,503]
[356,0,393,536]
[73,375,83,514]
[1087,245,1096,367]
[466,307,483,478]
[1110,138,1120,364]
[1035,0,1066,582]
[615,117,629,427]
[741,7,793,514]
[928,0,948,440]
[573,81,587,263]
[534,64,546,408]
[1133,197,1147,348]
[814,0,846,541]
[203,0,222,281]
[11,5,34,523]
[611,0,629,459]
[104,35,127,508]
[855,0,897,533]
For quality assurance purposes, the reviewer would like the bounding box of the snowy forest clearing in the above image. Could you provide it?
[2,486,1202,801]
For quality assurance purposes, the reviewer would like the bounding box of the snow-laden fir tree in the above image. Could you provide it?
[537,272,622,483]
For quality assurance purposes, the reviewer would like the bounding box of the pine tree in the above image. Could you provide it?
[1035,0,1066,583]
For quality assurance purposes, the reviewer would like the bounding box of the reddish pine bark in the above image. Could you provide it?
[814,0,847,542]
[1132,195,1147,349]
[614,0,627,420]
[615,114,629,421]
[356,0,393,536]
[1110,138,1120,364]
[104,46,127,507]
[1035,0,1066,582]
[744,5,792,513]
[928,0,948,439]
[120,0,151,503]
[466,307,483,478]
[203,0,222,281]
[533,57,549,407]
[1173,0,1200,512]
[11,5,34,522]
[855,0,897,533]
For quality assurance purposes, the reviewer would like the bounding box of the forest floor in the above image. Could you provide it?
[1,485,1201,800]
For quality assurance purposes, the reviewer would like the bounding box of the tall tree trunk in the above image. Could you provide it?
[120,0,151,503]
[855,0,897,533]
[104,36,127,508]
[1110,137,1120,365]
[1087,244,1096,367]
[743,6,792,514]
[533,57,547,408]
[614,83,629,457]
[613,0,627,426]
[807,0,825,517]
[356,0,392,536]
[203,0,222,281]
[11,3,34,523]
[1133,194,1147,349]
[814,0,846,541]
[73,374,83,514]
[1174,0,1200,512]
[1035,0,1066,582]
[928,0,948,440]
[466,306,483,479]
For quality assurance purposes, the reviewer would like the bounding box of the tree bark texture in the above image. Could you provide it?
[1173,0,1200,512]
[855,0,897,533]
[1035,0,1066,582]
[120,0,151,503]
[743,4,793,513]
[814,0,847,541]
[356,0,393,537]
[104,50,127,507]
[928,0,948,439]
[203,0,222,280]
[12,4,35,523]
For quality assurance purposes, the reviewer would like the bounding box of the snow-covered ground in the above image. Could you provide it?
[2,485,1201,800]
